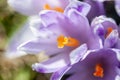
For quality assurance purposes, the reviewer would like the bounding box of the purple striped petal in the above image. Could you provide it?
[65,0,91,16]
[70,44,88,65]
[18,37,69,56]
[50,65,71,80]
[104,30,119,48]
[91,16,118,29]
[115,0,120,16]
[32,53,70,73]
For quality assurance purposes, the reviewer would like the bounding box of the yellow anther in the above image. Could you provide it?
[93,64,104,78]
[57,35,80,48]
[58,43,65,48]
[63,37,69,44]
[105,27,113,38]
[43,4,51,10]
[65,37,79,47]
[53,7,64,13]
[43,4,64,13]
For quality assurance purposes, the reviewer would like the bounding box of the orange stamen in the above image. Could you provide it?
[43,4,51,10]
[53,7,64,13]
[43,4,64,13]
[105,27,113,38]
[65,37,80,47]
[93,64,104,78]
[57,35,80,48]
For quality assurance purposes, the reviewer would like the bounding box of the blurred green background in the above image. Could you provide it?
[0,0,49,80]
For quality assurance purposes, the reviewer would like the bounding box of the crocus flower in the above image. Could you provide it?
[51,49,120,80]
[91,16,120,53]
[115,0,120,17]
[18,0,100,75]
[8,0,69,15]
[50,14,120,80]
[6,0,69,58]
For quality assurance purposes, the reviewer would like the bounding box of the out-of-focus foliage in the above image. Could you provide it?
[0,0,49,80]
[0,54,49,80]
[0,0,27,38]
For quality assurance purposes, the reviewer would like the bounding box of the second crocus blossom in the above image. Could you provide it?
[8,0,69,15]
[18,0,100,75]
[115,0,120,17]
[91,16,120,50]
[51,49,120,80]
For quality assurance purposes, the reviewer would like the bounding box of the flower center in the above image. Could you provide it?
[93,64,104,78]
[57,35,80,48]
[105,27,113,38]
[43,4,64,13]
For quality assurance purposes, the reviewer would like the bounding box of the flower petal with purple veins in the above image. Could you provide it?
[65,9,91,38]
[51,65,71,80]
[93,24,105,37]
[104,30,119,48]
[114,39,120,50]
[30,16,56,38]
[18,37,70,56]
[65,0,91,16]
[112,49,120,61]
[39,10,63,26]
[91,16,117,29]
[70,44,88,65]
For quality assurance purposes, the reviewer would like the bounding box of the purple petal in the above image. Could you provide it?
[50,50,96,80]
[114,39,120,49]
[30,16,56,38]
[8,0,42,15]
[104,30,119,48]
[18,37,69,56]
[93,23,105,37]
[32,53,70,73]
[38,11,72,37]
[65,9,90,40]
[91,16,118,30]
[64,49,119,80]
[70,44,88,65]
[67,73,84,80]
[116,67,120,76]
[115,0,120,16]
[84,0,105,21]
[38,10,90,44]
[5,22,34,58]
[50,65,71,80]
[65,0,91,16]
[111,49,120,61]
[8,0,69,16]
[65,9,101,49]
[115,75,120,80]
[39,10,62,26]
